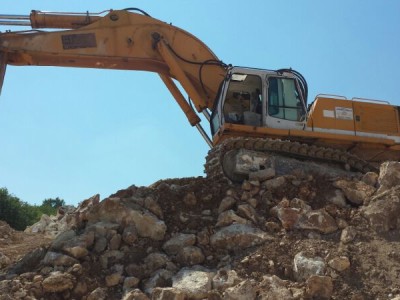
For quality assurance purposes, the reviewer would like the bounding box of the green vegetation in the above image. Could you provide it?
[0,188,65,231]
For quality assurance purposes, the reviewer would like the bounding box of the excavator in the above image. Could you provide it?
[0,8,399,181]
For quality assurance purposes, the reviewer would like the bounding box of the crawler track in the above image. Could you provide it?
[205,137,377,182]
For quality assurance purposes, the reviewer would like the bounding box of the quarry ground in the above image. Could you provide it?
[1,160,400,299]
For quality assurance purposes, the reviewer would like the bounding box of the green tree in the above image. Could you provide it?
[0,188,66,230]
[0,188,37,230]
[40,197,65,216]
[42,197,65,209]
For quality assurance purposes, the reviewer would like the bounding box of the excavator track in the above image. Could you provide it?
[205,137,377,182]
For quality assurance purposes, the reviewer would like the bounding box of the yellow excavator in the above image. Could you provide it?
[0,9,399,181]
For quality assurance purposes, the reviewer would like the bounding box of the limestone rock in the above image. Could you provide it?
[162,233,196,255]
[177,246,205,266]
[50,229,77,251]
[75,194,101,224]
[247,197,258,208]
[86,197,166,240]
[340,226,357,244]
[361,187,400,232]
[87,287,108,300]
[237,204,257,223]
[328,256,350,272]
[127,210,166,240]
[328,189,347,208]
[100,250,124,269]
[64,246,89,259]
[275,207,301,230]
[94,236,108,253]
[152,287,185,300]
[0,252,11,268]
[334,179,375,205]
[212,269,241,291]
[183,192,197,206]
[216,210,250,227]
[210,224,272,250]
[73,281,88,297]
[293,252,326,282]
[143,269,174,295]
[42,271,75,293]
[144,196,163,219]
[87,221,119,237]
[263,176,286,191]
[218,196,237,214]
[68,263,83,275]
[306,275,333,299]
[123,276,140,290]
[122,225,138,246]
[42,251,79,267]
[241,181,252,191]
[24,214,51,234]
[196,229,210,246]
[172,267,214,299]
[223,279,256,300]
[378,161,400,192]
[297,209,338,234]
[259,275,294,300]
[273,199,337,234]
[122,289,150,300]
[105,272,122,287]
[144,252,170,274]
[109,234,122,250]
[362,172,378,187]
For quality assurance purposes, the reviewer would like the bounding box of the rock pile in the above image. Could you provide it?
[0,222,14,269]
[1,160,400,299]
[24,202,91,238]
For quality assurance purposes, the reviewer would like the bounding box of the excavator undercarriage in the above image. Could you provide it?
[205,137,377,182]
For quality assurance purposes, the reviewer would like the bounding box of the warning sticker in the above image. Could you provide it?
[62,33,97,50]
[335,107,353,120]
[323,110,335,118]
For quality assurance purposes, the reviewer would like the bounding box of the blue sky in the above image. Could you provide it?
[0,1,399,206]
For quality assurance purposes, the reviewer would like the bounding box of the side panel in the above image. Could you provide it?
[307,97,355,132]
[353,101,399,134]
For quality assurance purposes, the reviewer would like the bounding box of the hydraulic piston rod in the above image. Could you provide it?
[0,14,31,26]
[0,10,106,29]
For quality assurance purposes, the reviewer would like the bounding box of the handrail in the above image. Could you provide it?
[315,94,347,100]
[352,97,390,105]
[315,93,390,105]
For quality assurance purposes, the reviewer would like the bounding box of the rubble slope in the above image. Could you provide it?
[1,160,400,300]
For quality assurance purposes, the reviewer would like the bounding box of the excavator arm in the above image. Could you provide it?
[0,9,228,144]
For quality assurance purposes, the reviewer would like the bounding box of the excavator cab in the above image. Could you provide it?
[210,67,308,142]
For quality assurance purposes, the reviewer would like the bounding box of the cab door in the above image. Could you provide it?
[264,76,306,130]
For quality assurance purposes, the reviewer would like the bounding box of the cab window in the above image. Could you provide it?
[268,77,305,121]
[223,73,262,126]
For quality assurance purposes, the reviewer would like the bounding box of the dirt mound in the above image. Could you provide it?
[0,221,13,239]
[0,221,52,272]
[1,161,400,299]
